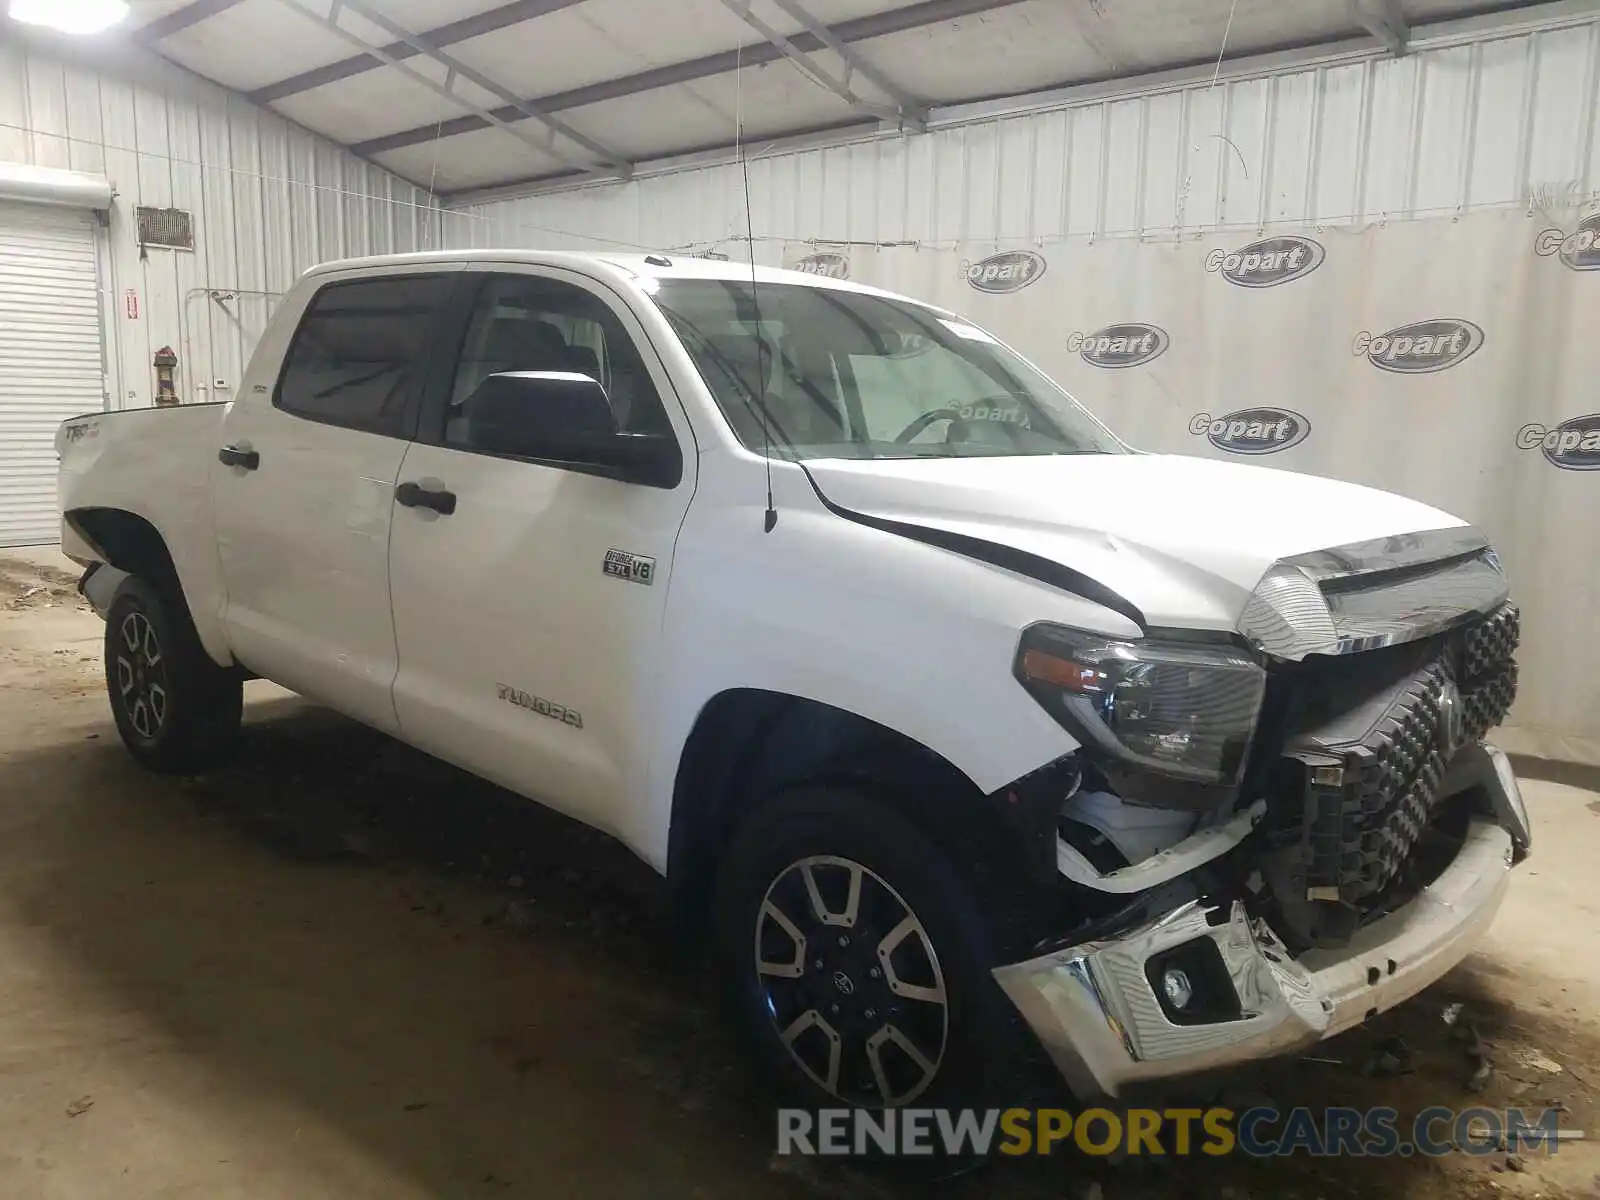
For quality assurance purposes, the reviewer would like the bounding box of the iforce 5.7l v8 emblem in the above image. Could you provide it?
[603,549,656,586]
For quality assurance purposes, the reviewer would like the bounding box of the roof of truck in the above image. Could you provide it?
[303,248,915,302]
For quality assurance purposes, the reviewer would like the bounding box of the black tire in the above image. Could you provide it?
[104,575,242,775]
[715,784,1038,1115]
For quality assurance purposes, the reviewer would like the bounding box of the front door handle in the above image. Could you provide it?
[395,481,457,516]
[218,445,260,470]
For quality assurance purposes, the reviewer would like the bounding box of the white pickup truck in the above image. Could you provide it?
[57,250,1530,1110]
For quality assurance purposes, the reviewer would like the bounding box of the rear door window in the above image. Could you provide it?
[275,274,449,437]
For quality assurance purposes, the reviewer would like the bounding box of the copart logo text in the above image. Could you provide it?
[1352,319,1484,373]
[791,251,850,279]
[1517,415,1600,470]
[1534,211,1600,271]
[1189,408,1311,455]
[955,403,1031,428]
[962,251,1046,294]
[1067,323,1169,369]
[1204,236,1325,287]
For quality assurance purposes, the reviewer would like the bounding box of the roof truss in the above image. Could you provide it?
[716,0,929,132]
[248,0,591,104]
[347,0,1026,158]
[1350,0,1411,53]
[269,0,631,181]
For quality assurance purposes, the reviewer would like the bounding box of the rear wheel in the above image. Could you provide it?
[715,785,1032,1112]
[105,576,242,774]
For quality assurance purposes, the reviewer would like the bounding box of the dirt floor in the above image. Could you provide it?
[1,550,1598,1200]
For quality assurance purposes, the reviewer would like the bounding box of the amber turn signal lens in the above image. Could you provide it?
[1019,648,1101,692]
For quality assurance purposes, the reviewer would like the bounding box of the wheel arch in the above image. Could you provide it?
[66,507,233,666]
[664,689,1040,948]
[70,507,179,589]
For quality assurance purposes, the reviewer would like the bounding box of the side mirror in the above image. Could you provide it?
[463,371,680,486]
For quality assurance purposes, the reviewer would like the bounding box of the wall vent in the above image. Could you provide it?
[136,206,194,250]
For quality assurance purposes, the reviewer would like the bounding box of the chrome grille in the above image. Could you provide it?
[1238,528,1510,661]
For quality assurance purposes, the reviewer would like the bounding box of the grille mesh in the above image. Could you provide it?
[1459,602,1519,745]
[1345,664,1453,898]
[1460,603,1520,682]
[1292,603,1519,905]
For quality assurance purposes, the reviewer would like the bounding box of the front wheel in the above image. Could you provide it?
[715,785,1034,1111]
[105,576,242,774]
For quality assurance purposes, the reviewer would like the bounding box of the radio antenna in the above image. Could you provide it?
[735,42,778,533]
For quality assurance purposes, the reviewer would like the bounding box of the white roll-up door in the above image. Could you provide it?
[0,200,105,547]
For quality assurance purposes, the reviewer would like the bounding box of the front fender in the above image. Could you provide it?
[630,463,1137,871]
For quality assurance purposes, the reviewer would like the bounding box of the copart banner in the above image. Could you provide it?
[788,207,1600,765]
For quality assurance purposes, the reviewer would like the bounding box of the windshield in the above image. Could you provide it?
[648,279,1125,460]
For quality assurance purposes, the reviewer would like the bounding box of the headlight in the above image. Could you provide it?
[1014,624,1266,784]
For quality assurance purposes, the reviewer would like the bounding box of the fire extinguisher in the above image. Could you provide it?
[153,346,179,407]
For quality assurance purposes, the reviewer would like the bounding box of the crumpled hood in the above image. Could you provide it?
[804,453,1467,631]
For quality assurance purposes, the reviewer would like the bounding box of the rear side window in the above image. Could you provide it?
[275,275,448,436]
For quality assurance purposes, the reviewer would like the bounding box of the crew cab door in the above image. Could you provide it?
[213,267,459,732]
[387,268,696,838]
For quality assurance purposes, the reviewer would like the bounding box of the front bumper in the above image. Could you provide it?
[993,747,1525,1100]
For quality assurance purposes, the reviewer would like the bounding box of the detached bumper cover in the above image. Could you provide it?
[994,759,1523,1099]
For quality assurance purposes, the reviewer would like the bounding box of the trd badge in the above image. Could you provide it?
[603,549,656,586]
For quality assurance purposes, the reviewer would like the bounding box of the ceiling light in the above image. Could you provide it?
[8,0,130,35]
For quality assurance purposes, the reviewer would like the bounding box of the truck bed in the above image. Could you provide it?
[56,402,233,662]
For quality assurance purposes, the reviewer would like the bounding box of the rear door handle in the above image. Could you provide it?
[395,481,457,516]
[217,445,260,470]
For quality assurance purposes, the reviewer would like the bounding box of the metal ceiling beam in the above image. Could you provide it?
[441,0,1596,201]
[135,0,247,42]
[249,0,589,104]
[333,0,632,177]
[446,115,877,203]
[717,0,928,132]
[765,0,929,120]
[269,0,628,182]
[351,0,1028,158]
[1349,0,1410,54]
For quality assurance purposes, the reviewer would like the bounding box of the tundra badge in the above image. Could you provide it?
[497,684,583,729]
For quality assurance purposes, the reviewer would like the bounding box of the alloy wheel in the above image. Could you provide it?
[754,854,950,1106]
[115,610,168,741]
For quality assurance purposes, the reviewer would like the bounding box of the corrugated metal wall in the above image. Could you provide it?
[0,36,441,411]
[443,12,1600,257]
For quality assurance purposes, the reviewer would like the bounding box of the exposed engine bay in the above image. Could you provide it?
[1051,602,1522,954]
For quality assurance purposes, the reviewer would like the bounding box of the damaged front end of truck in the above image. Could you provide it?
[984,527,1529,1100]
